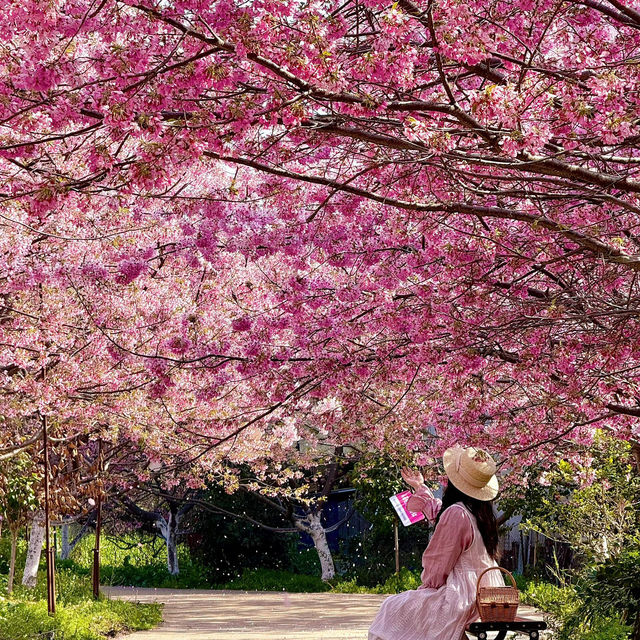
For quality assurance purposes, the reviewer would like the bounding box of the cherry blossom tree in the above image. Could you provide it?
[2,0,640,486]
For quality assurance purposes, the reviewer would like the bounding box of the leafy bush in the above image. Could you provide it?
[573,548,640,639]
[520,580,581,625]
[286,544,321,576]
[188,486,298,583]
[220,566,422,595]
[580,619,632,640]
[374,567,421,594]
[331,567,420,594]
[521,579,632,640]
[330,577,370,593]
[348,453,431,587]
[217,568,330,592]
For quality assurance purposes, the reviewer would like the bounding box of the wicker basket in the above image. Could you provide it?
[476,566,519,622]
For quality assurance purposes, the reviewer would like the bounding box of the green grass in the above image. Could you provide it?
[0,596,162,640]
[0,569,161,640]
[60,533,209,589]
[0,537,162,640]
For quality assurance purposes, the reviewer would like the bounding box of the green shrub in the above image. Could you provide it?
[521,579,632,640]
[330,577,370,593]
[375,568,421,594]
[512,572,529,591]
[330,568,420,594]
[580,619,632,640]
[286,545,321,576]
[188,487,297,583]
[218,568,330,592]
[521,580,581,623]
[573,548,640,638]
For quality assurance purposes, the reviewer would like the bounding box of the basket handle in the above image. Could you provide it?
[475,566,518,613]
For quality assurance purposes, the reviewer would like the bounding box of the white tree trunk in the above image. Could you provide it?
[301,511,335,581]
[157,512,180,575]
[59,519,91,560]
[22,511,45,588]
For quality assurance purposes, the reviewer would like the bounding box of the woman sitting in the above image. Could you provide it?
[369,445,504,640]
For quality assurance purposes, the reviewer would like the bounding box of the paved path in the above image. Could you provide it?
[105,586,546,640]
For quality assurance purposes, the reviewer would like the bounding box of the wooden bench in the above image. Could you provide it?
[466,617,547,640]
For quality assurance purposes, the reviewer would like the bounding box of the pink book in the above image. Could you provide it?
[389,490,426,526]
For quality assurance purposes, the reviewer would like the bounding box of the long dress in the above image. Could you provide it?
[368,486,502,640]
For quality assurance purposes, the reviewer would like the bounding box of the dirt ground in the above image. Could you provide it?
[105,586,546,640]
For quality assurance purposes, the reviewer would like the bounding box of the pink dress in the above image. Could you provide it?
[368,487,502,640]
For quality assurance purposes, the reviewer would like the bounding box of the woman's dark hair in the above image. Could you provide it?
[434,481,500,561]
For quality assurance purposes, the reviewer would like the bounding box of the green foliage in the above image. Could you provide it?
[286,545,321,575]
[510,434,640,566]
[328,577,370,593]
[0,454,40,532]
[350,452,408,531]
[521,579,632,640]
[501,434,639,640]
[580,619,632,640]
[375,567,421,593]
[520,580,581,629]
[330,567,421,594]
[0,536,26,575]
[572,547,640,638]
[188,486,298,583]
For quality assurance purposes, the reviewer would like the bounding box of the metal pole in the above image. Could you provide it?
[92,439,103,600]
[394,516,400,574]
[42,413,56,615]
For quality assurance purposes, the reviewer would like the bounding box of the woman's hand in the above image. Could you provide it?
[401,467,425,491]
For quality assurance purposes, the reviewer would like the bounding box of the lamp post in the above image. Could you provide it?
[394,515,400,574]
[92,438,103,600]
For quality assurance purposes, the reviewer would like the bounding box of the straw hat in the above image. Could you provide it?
[442,446,499,501]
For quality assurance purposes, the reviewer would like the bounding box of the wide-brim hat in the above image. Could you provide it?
[443,445,499,501]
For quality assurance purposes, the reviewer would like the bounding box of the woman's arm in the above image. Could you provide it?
[406,485,442,523]
[420,504,474,589]
[402,468,442,523]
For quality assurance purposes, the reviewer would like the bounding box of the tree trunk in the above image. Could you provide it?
[167,523,179,576]
[21,511,45,588]
[156,512,180,575]
[8,528,18,593]
[60,522,70,560]
[60,514,95,560]
[121,495,193,577]
[306,511,335,581]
